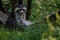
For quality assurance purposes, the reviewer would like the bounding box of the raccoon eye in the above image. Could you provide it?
[23,9,25,12]
[16,10,20,13]
[20,9,25,11]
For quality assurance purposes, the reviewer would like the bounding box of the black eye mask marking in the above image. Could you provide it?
[15,5,26,15]
[16,10,20,13]
[16,9,25,13]
[16,9,25,15]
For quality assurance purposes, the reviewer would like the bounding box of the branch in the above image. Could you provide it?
[0,11,8,24]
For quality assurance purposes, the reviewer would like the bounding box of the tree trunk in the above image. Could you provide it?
[0,0,2,8]
[12,0,16,19]
[0,0,7,13]
[26,0,32,20]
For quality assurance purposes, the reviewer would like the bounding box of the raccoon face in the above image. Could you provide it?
[15,4,26,15]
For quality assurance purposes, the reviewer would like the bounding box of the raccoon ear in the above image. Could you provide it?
[15,4,18,7]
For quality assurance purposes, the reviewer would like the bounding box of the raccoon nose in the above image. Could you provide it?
[19,10,24,13]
